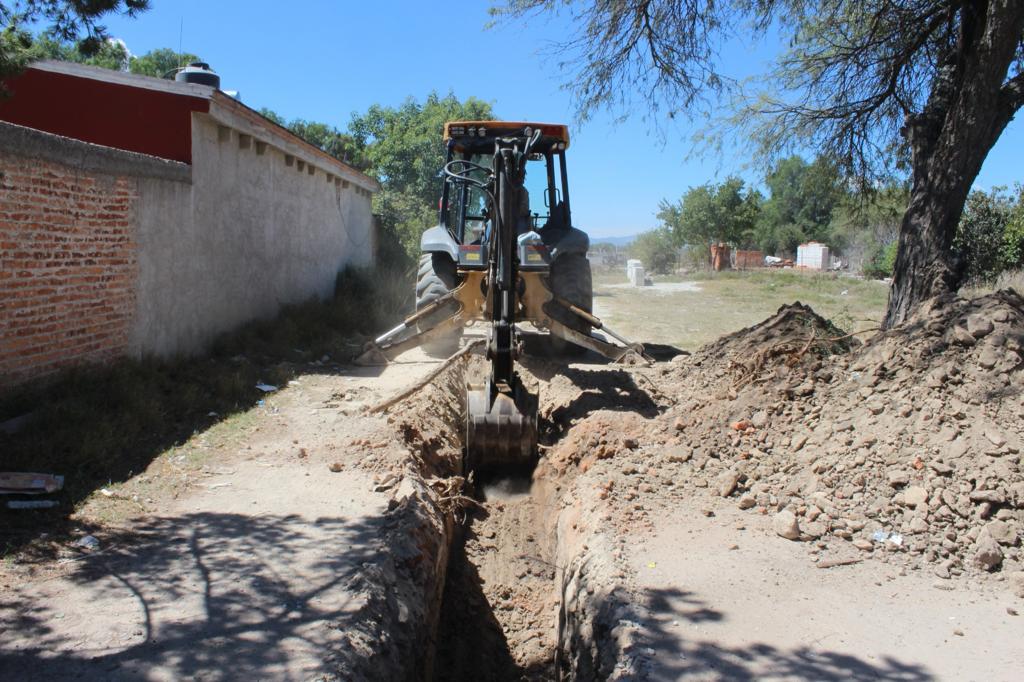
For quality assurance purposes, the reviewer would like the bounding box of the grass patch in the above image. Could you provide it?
[0,263,412,553]
[960,267,1024,298]
[593,268,889,351]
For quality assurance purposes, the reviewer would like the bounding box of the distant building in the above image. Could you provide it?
[796,242,830,270]
[0,61,378,387]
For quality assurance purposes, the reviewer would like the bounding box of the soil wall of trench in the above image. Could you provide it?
[360,352,661,681]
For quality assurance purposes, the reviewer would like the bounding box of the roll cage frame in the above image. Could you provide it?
[439,138,573,244]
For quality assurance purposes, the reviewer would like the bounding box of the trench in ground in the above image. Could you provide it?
[419,350,656,681]
[416,354,566,681]
[431,469,562,681]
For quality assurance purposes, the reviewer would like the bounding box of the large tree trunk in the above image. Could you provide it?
[885,158,981,328]
[883,1,1024,329]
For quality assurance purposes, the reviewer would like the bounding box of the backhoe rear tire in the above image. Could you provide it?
[415,252,462,357]
[547,253,593,355]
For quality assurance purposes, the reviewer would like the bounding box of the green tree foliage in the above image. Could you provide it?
[652,158,913,272]
[1002,186,1024,271]
[492,1,1024,328]
[1,1,148,89]
[629,228,677,274]
[830,184,908,276]
[128,48,199,77]
[657,177,761,249]
[23,33,128,69]
[348,92,494,263]
[12,34,197,79]
[755,156,843,255]
[862,240,899,279]
[953,189,1017,283]
[258,108,367,169]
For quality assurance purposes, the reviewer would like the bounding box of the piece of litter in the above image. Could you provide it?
[255,382,278,393]
[647,562,657,569]
[817,557,863,569]
[207,411,218,417]
[75,535,100,550]
[99,488,115,497]
[871,530,902,546]
[7,500,59,509]
[0,472,65,495]
[373,473,400,492]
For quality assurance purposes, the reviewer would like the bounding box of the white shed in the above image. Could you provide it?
[797,242,830,270]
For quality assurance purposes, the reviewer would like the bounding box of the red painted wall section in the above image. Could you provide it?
[0,69,209,163]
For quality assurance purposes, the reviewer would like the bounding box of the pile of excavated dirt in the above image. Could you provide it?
[552,290,1024,586]
[335,292,1023,679]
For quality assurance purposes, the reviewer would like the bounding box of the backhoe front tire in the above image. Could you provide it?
[415,252,462,357]
[547,253,593,355]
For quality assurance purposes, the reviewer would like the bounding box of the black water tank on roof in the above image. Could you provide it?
[175,62,221,89]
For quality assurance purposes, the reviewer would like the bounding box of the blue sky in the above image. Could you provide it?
[100,0,1023,239]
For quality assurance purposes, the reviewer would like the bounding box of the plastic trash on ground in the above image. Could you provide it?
[74,535,100,550]
[7,500,59,509]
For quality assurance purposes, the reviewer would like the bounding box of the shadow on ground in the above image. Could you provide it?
[576,586,934,681]
[0,511,390,681]
[0,264,409,557]
[528,362,665,445]
[432,510,523,681]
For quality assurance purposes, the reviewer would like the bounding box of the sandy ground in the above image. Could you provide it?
[0,351,442,681]
[629,505,1022,681]
[601,282,703,294]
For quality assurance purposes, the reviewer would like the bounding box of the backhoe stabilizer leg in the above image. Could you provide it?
[544,301,653,363]
[355,302,466,365]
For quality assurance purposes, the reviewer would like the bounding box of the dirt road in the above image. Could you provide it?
[3,286,1023,681]
[1,352,447,681]
[632,505,1019,680]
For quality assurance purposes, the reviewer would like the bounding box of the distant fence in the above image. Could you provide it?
[734,250,764,270]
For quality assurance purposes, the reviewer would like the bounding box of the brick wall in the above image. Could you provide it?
[0,155,138,386]
[0,114,374,389]
[735,250,765,270]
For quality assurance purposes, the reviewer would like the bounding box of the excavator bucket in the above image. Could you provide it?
[465,378,538,474]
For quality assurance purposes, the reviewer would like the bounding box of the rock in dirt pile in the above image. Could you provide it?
[553,290,1024,580]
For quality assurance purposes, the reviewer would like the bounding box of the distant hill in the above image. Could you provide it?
[590,234,637,247]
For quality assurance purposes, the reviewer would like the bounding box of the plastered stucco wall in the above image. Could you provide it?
[130,113,374,357]
[0,122,188,388]
[1,115,376,385]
